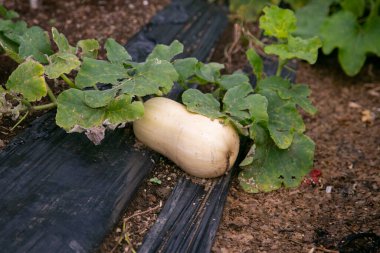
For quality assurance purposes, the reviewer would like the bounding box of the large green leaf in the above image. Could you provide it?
[56,89,105,131]
[261,88,305,149]
[105,38,132,64]
[259,5,297,39]
[264,35,322,64]
[0,19,27,44]
[18,26,53,64]
[294,0,334,38]
[277,84,317,115]
[182,89,224,119]
[256,77,305,149]
[340,0,365,18]
[257,76,316,115]
[218,71,250,90]
[239,129,315,193]
[6,59,47,102]
[75,57,126,89]
[56,89,144,131]
[222,83,254,120]
[146,40,183,61]
[45,52,81,79]
[77,39,100,59]
[51,27,76,54]
[173,57,198,81]
[83,89,117,108]
[194,62,224,83]
[246,48,263,80]
[121,58,178,96]
[105,94,144,124]
[246,94,269,124]
[320,11,380,76]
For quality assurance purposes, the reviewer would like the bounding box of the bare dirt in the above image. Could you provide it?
[1,1,379,253]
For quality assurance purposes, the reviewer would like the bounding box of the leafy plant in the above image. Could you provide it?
[294,0,380,76]
[0,6,180,143]
[227,0,380,76]
[0,4,318,193]
[181,6,320,193]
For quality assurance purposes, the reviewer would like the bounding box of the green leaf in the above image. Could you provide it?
[149,177,162,185]
[257,84,305,149]
[340,0,365,17]
[246,48,263,80]
[0,5,19,19]
[195,62,224,83]
[83,89,117,108]
[56,89,144,131]
[294,0,334,38]
[105,38,132,64]
[259,5,297,39]
[75,57,126,89]
[239,130,315,193]
[56,89,105,131]
[105,94,144,124]
[173,57,198,81]
[320,11,380,76]
[0,32,22,63]
[222,83,254,121]
[255,76,316,115]
[218,71,250,90]
[182,89,224,119]
[264,35,322,64]
[51,27,76,54]
[77,39,100,59]
[245,94,269,124]
[283,0,310,10]
[45,52,81,79]
[19,26,53,64]
[121,58,178,96]
[229,0,274,22]
[278,84,317,115]
[0,19,27,44]
[147,40,183,61]
[6,59,47,102]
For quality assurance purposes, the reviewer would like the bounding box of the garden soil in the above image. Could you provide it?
[1,1,379,253]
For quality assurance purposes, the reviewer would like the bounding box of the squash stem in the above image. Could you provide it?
[10,111,29,131]
[46,84,57,105]
[32,102,57,111]
[60,74,76,88]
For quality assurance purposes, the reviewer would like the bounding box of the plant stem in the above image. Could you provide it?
[276,59,286,76]
[11,111,29,131]
[32,102,57,111]
[21,99,32,109]
[46,85,57,104]
[60,74,76,88]
[241,25,265,48]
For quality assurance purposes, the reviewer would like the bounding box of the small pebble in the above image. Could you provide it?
[326,186,333,193]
